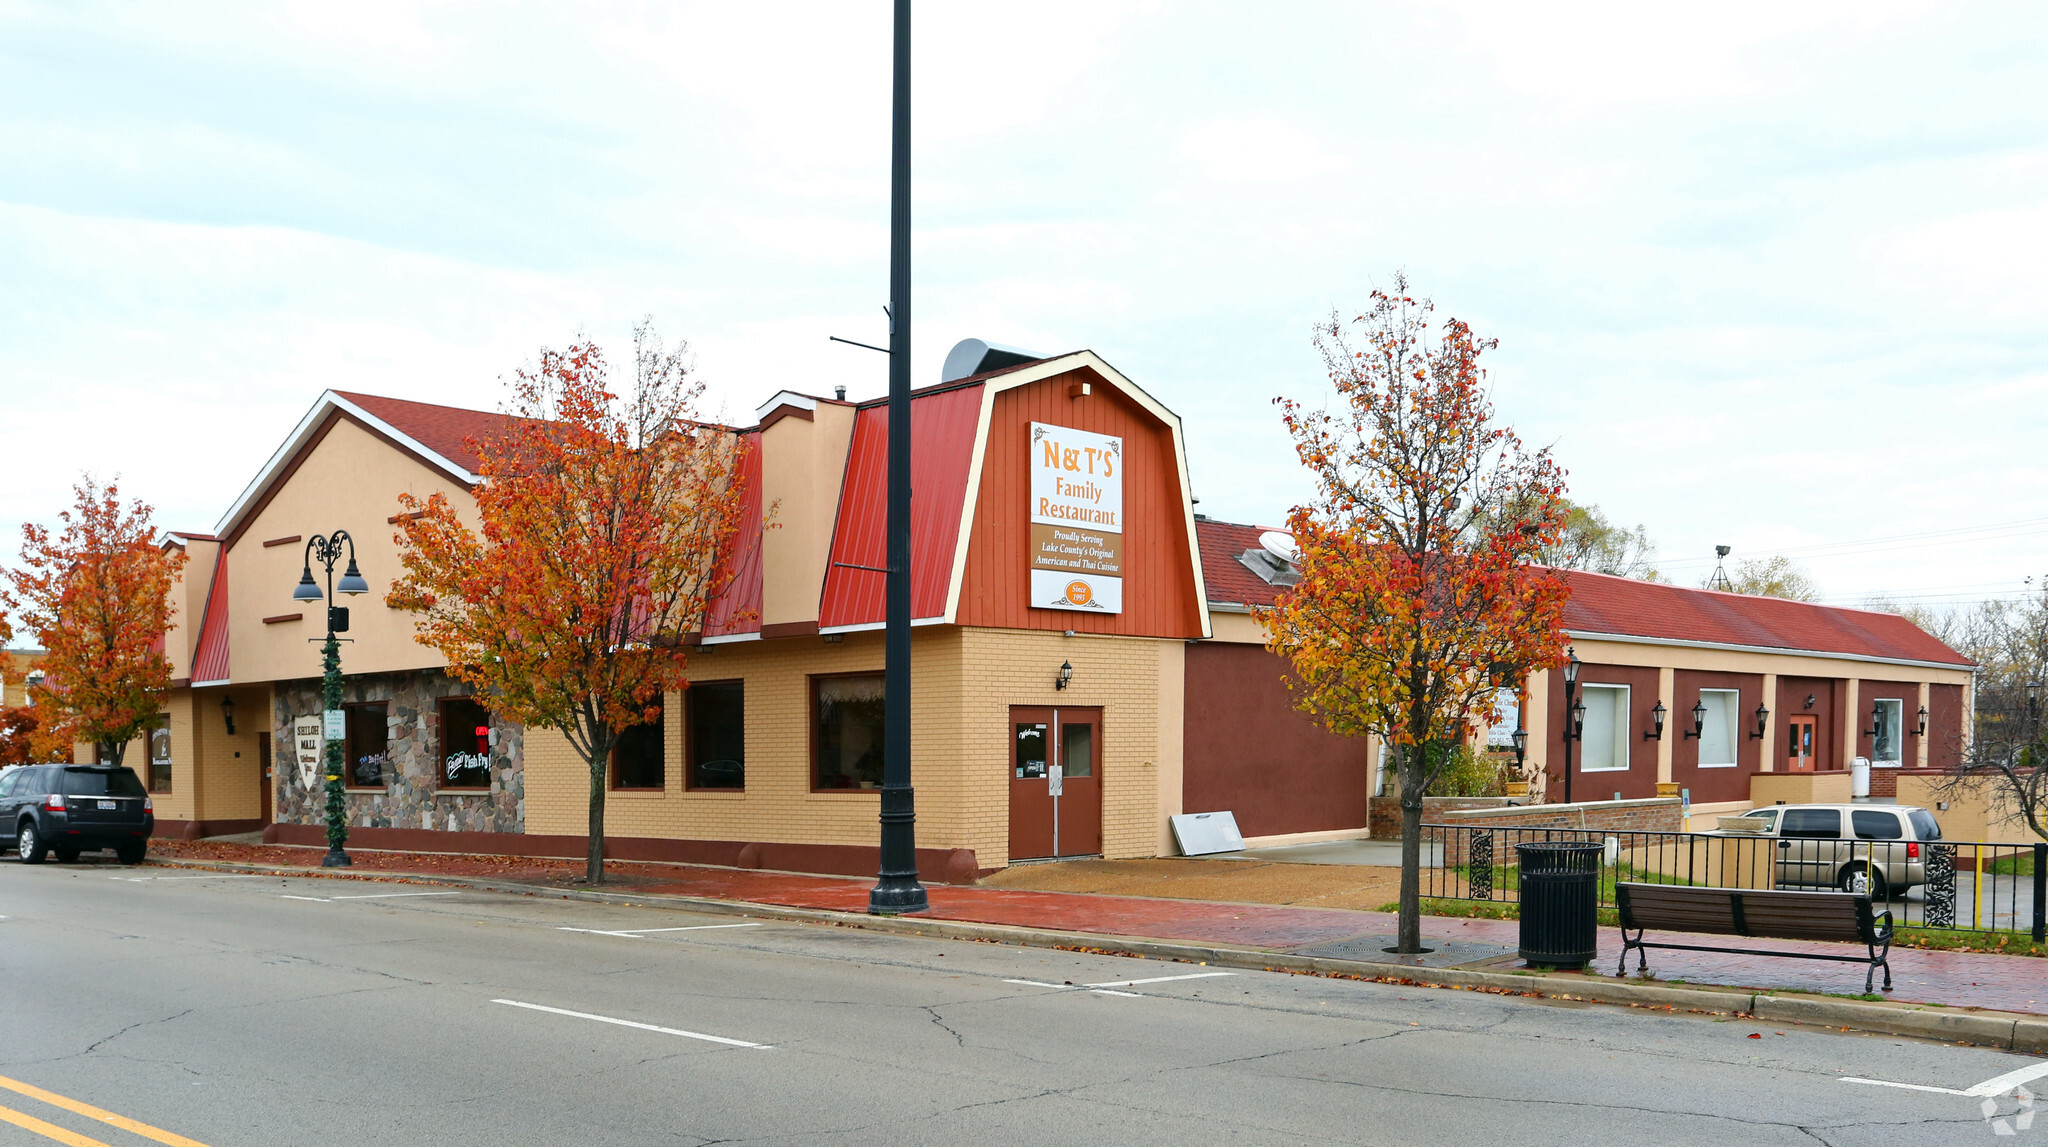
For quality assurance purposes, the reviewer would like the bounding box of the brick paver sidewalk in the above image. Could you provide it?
[143,839,2045,1017]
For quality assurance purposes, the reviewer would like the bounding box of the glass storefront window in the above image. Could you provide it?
[687,681,744,790]
[612,701,665,790]
[439,697,492,790]
[814,674,884,790]
[344,703,389,789]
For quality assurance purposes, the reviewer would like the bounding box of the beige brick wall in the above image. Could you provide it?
[191,685,269,822]
[520,625,1179,867]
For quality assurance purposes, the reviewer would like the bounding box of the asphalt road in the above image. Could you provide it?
[0,861,2043,1146]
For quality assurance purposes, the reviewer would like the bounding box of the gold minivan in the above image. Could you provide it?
[1735,803,1944,900]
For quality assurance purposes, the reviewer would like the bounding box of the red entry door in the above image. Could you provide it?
[1008,707,1101,861]
[1785,716,1816,772]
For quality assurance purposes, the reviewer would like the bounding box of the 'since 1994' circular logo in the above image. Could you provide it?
[1064,580,1093,606]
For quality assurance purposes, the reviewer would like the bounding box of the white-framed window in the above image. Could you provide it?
[1871,698,1903,766]
[1697,689,1740,768]
[1578,683,1629,771]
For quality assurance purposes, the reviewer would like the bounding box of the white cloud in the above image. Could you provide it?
[1178,117,1348,183]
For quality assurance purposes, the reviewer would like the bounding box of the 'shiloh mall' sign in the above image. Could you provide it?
[1029,422,1123,613]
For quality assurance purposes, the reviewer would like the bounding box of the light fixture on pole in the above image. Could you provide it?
[1645,700,1666,741]
[1560,647,1581,804]
[296,530,369,869]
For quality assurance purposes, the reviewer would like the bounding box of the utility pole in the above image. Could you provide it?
[869,0,929,915]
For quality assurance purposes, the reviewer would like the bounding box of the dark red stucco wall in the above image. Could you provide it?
[1183,642,1370,837]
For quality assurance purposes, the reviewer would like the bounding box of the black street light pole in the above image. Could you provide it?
[293,531,369,869]
[870,0,928,915]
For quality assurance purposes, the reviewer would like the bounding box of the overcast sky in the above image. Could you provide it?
[3,1,2044,614]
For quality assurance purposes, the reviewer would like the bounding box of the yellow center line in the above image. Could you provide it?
[0,1100,114,1147]
[0,1074,213,1147]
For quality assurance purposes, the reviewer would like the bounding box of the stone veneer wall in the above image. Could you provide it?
[272,670,525,833]
[1429,797,1684,865]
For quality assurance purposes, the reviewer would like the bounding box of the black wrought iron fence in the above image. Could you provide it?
[1422,824,2047,940]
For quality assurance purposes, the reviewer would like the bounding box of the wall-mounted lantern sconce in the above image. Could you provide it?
[220,695,236,736]
[1749,701,1770,740]
[1684,699,1707,740]
[1915,705,1928,736]
[1645,700,1666,741]
[1560,646,1582,804]
[1055,661,1073,691]
[1804,693,1816,710]
[1866,700,1883,741]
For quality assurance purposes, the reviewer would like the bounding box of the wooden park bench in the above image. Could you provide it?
[1614,882,1894,994]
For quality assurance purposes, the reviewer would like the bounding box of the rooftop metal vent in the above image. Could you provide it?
[941,339,1043,384]
[1237,547,1299,587]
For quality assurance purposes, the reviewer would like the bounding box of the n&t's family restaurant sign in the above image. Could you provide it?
[1029,422,1123,613]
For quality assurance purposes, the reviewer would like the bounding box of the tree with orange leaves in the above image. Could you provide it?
[390,321,756,884]
[3,477,186,770]
[1267,275,1573,954]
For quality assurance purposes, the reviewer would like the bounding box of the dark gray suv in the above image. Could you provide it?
[0,764,154,864]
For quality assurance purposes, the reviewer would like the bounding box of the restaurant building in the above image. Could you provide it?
[120,345,1974,875]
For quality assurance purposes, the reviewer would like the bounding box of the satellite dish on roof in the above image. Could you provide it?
[941,339,1043,383]
[1259,531,1298,564]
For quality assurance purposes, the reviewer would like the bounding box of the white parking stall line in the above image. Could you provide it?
[1085,972,1235,989]
[110,874,261,882]
[1965,1061,2048,1097]
[556,923,765,938]
[1843,1059,2048,1097]
[327,892,461,900]
[491,999,770,1049]
[279,895,330,902]
[1002,971,1233,998]
[1840,1078,1969,1096]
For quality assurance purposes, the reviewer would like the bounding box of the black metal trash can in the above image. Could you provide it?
[1515,842,1602,968]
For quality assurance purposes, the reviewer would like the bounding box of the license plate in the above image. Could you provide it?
[98,800,116,810]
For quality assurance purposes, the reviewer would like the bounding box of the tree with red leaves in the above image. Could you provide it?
[3,477,186,770]
[1268,275,1573,954]
[390,321,756,884]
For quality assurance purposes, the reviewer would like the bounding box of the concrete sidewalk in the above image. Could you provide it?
[135,837,2046,1024]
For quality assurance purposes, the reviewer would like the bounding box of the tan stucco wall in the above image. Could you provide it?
[1206,609,1268,646]
[758,404,855,628]
[519,624,1175,867]
[165,537,218,682]
[226,417,476,685]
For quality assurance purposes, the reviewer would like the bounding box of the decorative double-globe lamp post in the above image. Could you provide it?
[292,532,370,868]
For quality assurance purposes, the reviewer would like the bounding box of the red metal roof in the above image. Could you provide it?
[1194,518,1970,667]
[701,432,764,639]
[191,549,231,683]
[332,391,523,477]
[819,385,985,628]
